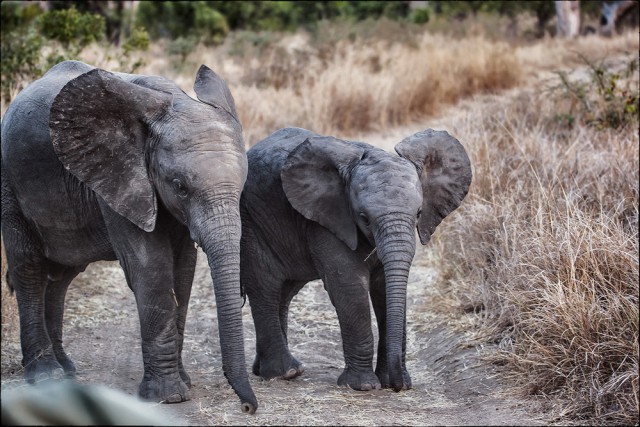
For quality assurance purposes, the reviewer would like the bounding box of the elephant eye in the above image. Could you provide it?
[172,178,188,198]
[359,212,370,226]
[417,208,422,219]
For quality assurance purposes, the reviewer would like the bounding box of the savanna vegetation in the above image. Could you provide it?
[1,1,638,425]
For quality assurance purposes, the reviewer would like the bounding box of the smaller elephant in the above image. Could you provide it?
[240,127,472,391]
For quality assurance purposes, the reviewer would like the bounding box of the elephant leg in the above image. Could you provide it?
[171,231,197,388]
[370,264,412,390]
[101,206,189,403]
[245,273,301,380]
[276,280,306,378]
[44,263,84,376]
[310,228,379,391]
[1,211,63,383]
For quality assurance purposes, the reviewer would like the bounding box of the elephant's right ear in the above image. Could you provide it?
[395,129,472,245]
[282,137,365,250]
[50,68,173,232]
[193,65,239,122]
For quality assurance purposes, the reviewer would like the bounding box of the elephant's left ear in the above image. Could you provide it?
[395,129,472,245]
[193,65,239,122]
[50,68,173,232]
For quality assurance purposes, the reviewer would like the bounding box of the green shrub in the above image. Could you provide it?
[410,7,430,25]
[1,2,45,102]
[137,1,228,45]
[552,55,639,130]
[37,7,105,50]
[194,2,228,45]
[1,4,149,103]
[120,26,150,73]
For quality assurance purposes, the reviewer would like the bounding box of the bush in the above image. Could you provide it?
[553,55,639,130]
[136,1,228,45]
[410,7,430,25]
[37,7,105,49]
[1,2,44,102]
[1,4,150,104]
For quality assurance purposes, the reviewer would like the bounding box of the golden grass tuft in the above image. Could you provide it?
[427,52,639,423]
[230,33,523,143]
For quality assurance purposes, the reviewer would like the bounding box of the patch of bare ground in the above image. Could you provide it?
[2,248,546,425]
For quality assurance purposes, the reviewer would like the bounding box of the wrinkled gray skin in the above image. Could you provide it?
[241,127,472,392]
[1,60,257,413]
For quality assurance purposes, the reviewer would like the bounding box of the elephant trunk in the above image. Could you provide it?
[374,213,416,392]
[196,199,257,414]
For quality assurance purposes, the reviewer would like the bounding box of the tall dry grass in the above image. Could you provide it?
[228,31,522,144]
[425,51,639,424]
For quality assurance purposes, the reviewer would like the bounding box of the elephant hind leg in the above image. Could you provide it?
[246,275,303,380]
[2,229,63,382]
[277,280,307,379]
[45,263,85,376]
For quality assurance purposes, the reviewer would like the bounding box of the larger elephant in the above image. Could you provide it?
[1,60,257,413]
[240,127,471,391]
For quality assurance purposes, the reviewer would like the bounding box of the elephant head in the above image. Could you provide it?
[48,66,256,412]
[281,130,472,391]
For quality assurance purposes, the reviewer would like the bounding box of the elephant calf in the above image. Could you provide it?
[240,127,472,391]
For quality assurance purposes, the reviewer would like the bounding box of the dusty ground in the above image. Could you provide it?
[0,86,555,427]
[1,239,549,425]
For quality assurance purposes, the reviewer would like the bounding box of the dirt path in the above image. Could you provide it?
[2,242,546,425]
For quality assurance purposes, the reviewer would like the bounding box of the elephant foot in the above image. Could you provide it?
[178,360,191,388]
[139,374,191,403]
[253,353,305,380]
[338,367,381,391]
[23,352,65,384]
[376,366,412,390]
[53,348,77,377]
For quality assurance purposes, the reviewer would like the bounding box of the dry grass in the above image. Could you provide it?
[425,49,639,424]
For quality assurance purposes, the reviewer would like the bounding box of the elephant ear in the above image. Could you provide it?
[50,68,173,232]
[282,136,365,250]
[193,65,239,121]
[395,129,472,245]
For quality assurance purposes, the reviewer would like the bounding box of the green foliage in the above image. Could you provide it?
[552,55,639,130]
[120,26,150,73]
[37,7,105,49]
[410,7,430,25]
[137,1,415,38]
[194,2,229,45]
[1,3,149,103]
[1,2,45,101]
[167,36,199,68]
[137,1,228,45]
[1,1,42,34]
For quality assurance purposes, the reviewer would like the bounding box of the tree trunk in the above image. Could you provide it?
[555,1,581,38]
[600,0,637,36]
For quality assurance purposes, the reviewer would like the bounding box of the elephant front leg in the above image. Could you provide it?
[171,233,197,388]
[370,265,412,390]
[311,230,380,391]
[131,275,190,403]
[103,208,190,403]
[324,271,380,391]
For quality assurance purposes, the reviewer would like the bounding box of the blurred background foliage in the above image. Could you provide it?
[0,0,632,102]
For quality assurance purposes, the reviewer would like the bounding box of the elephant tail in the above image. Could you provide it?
[1,156,15,294]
